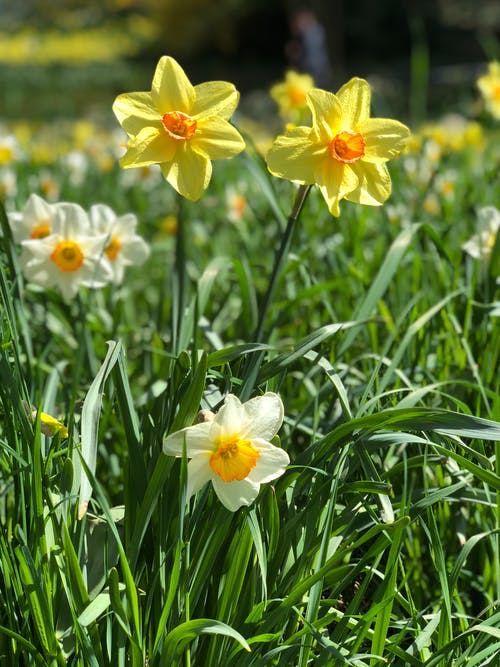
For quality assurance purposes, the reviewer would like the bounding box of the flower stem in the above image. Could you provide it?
[253,184,311,343]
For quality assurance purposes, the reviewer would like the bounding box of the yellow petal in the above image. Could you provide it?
[192,82,240,120]
[120,126,177,168]
[151,56,195,115]
[307,89,342,142]
[112,92,159,137]
[164,144,212,200]
[346,161,391,205]
[358,118,410,162]
[266,129,325,183]
[316,160,358,217]
[335,77,371,129]
[193,117,245,159]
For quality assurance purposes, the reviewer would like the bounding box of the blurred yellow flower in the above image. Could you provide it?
[477,61,500,119]
[266,78,410,216]
[113,56,246,200]
[270,70,314,122]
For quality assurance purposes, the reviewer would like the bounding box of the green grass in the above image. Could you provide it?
[0,109,499,666]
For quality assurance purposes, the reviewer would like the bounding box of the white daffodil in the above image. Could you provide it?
[8,193,57,243]
[20,202,113,301]
[89,203,150,284]
[462,206,500,261]
[163,393,289,512]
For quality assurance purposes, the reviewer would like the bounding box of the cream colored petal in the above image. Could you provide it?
[151,56,195,114]
[266,132,324,183]
[186,454,213,499]
[335,78,371,128]
[247,439,289,484]
[120,127,177,168]
[211,475,260,511]
[346,161,391,206]
[214,395,247,436]
[241,393,284,440]
[163,422,213,456]
[112,92,159,137]
[315,158,358,217]
[192,82,240,120]
[166,144,212,200]
[193,117,245,159]
[358,118,410,162]
[307,88,342,142]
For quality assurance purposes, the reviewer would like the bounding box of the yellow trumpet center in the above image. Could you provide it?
[105,236,122,260]
[330,130,365,163]
[162,111,198,141]
[30,223,51,239]
[50,241,84,272]
[210,436,260,482]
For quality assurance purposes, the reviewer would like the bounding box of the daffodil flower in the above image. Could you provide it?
[270,70,314,122]
[20,202,112,301]
[8,193,56,243]
[113,56,246,201]
[462,206,500,261]
[23,402,69,438]
[266,78,410,216]
[163,393,289,511]
[477,61,500,120]
[89,203,150,284]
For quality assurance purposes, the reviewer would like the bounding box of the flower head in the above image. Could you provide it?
[8,193,57,243]
[20,202,112,301]
[113,55,246,200]
[270,70,314,123]
[477,61,500,119]
[462,206,500,261]
[163,393,289,511]
[89,203,150,284]
[266,78,410,216]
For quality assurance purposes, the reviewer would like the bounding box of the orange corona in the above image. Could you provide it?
[162,111,198,141]
[30,223,51,239]
[50,241,84,272]
[330,130,365,163]
[210,436,260,482]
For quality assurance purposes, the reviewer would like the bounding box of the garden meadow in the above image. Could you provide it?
[0,28,500,667]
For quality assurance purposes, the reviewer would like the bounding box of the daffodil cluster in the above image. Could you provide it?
[8,194,150,301]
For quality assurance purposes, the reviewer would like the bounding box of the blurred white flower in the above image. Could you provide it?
[8,193,57,243]
[462,206,500,261]
[163,393,289,511]
[20,202,112,301]
[89,203,150,284]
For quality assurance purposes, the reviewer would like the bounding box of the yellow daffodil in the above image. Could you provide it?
[23,402,69,438]
[113,56,246,200]
[266,78,410,216]
[163,393,289,511]
[477,61,500,119]
[270,70,314,122]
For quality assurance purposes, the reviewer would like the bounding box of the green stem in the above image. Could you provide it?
[253,184,311,343]
[172,197,186,355]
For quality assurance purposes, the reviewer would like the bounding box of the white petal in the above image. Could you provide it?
[186,454,212,499]
[247,439,289,484]
[163,422,213,456]
[241,393,284,440]
[215,394,247,436]
[211,475,260,511]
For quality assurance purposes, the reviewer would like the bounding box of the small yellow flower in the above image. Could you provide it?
[477,61,500,119]
[113,56,246,200]
[266,78,410,217]
[270,70,314,122]
[23,402,69,438]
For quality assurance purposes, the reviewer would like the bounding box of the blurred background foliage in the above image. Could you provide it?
[0,0,499,123]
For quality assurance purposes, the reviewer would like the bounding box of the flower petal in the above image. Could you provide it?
[346,161,391,206]
[193,117,245,159]
[211,475,260,511]
[266,129,324,183]
[165,145,212,200]
[357,118,410,162]
[151,56,195,114]
[247,439,289,484]
[213,394,247,437]
[163,422,213,456]
[335,78,371,129]
[241,393,284,440]
[192,81,240,120]
[186,454,213,499]
[120,126,177,168]
[112,92,160,137]
[315,159,358,217]
[307,88,342,141]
